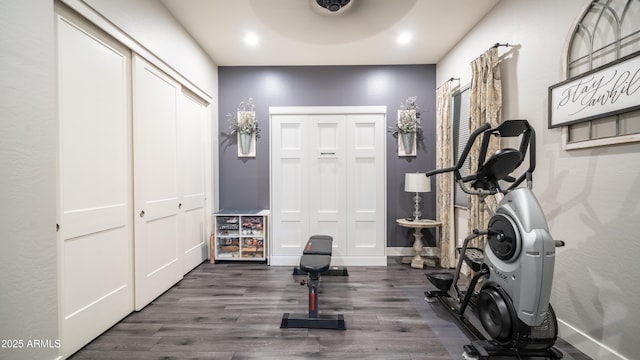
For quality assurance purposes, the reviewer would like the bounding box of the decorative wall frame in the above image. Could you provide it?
[548,50,640,128]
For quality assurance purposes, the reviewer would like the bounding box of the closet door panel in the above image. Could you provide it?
[271,115,309,257]
[347,114,386,256]
[133,55,182,310]
[57,14,133,357]
[180,92,208,273]
[309,115,347,256]
[270,107,386,266]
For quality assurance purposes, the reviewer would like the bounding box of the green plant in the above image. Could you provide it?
[227,98,261,139]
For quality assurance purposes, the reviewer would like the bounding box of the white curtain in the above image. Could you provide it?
[468,47,502,249]
[435,81,456,268]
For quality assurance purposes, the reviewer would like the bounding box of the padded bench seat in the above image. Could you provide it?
[292,235,348,276]
[300,254,331,274]
[281,235,345,330]
[300,236,333,275]
[304,235,333,255]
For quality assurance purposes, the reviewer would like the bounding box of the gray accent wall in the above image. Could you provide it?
[219,65,437,247]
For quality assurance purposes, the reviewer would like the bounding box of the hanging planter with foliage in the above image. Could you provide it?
[391,96,422,156]
[227,98,261,157]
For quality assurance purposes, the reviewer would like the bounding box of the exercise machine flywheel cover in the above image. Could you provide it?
[487,213,519,262]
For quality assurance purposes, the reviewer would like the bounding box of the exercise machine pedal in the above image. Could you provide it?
[463,248,484,272]
[456,246,484,272]
[462,340,564,359]
[426,272,454,293]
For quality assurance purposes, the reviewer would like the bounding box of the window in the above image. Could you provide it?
[564,0,640,149]
[452,85,470,207]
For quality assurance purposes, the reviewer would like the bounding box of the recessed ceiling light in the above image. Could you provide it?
[397,32,412,45]
[244,33,259,46]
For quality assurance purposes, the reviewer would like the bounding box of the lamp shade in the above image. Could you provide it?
[404,173,430,193]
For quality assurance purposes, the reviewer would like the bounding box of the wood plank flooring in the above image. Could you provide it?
[69,259,591,360]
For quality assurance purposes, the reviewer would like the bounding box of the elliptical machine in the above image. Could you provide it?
[425,120,564,359]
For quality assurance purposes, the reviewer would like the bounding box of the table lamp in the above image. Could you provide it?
[404,173,430,220]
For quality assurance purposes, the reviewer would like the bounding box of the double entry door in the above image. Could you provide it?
[270,107,386,266]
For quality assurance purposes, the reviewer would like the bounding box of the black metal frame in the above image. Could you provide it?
[424,120,563,358]
[280,270,346,330]
[280,236,346,330]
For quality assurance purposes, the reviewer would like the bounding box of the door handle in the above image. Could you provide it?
[139,210,145,218]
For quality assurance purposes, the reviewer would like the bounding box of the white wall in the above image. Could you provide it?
[0,1,58,359]
[79,0,217,97]
[63,0,220,211]
[437,1,639,359]
[0,1,218,359]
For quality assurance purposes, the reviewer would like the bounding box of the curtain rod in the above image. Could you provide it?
[492,42,513,48]
[437,77,460,89]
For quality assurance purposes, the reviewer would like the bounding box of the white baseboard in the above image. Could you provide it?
[386,247,413,257]
[270,248,427,266]
[269,255,387,267]
[386,246,440,258]
[558,319,629,360]
[270,247,438,266]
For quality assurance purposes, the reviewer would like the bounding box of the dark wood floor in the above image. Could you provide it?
[69,259,591,360]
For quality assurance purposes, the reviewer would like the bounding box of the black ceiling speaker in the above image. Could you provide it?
[315,0,351,12]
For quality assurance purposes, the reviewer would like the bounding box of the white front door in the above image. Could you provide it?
[133,55,183,310]
[57,12,133,357]
[270,107,386,266]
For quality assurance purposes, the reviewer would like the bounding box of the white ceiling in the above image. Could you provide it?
[160,0,501,66]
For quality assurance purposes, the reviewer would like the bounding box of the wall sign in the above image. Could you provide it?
[548,50,640,128]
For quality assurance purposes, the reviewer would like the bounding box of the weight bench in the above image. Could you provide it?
[280,235,346,330]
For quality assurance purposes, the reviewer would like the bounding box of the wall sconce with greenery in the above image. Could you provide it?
[393,96,422,156]
[227,98,261,157]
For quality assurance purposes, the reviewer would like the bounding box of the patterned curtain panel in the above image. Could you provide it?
[435,81,456,268]
[468,47,502,249]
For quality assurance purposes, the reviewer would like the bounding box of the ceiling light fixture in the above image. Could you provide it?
[397,32,412,45]
[244,33,259,46]
[315,0,351,13]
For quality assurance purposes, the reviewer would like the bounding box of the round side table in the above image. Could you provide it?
[396,218,442,269]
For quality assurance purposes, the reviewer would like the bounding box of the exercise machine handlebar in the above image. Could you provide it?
[425,120,536,196]
[425,123,491,178]
[425,123,494,196]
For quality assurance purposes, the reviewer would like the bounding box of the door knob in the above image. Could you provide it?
[140,210,145,218]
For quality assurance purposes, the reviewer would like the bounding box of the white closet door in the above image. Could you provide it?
[309,115,347,257]
[179,91,209,274]
[347,114,386,258]
[270,107,386,266]
[57,14,133,357]
[133,55,182,310]
[271,114,310,261]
